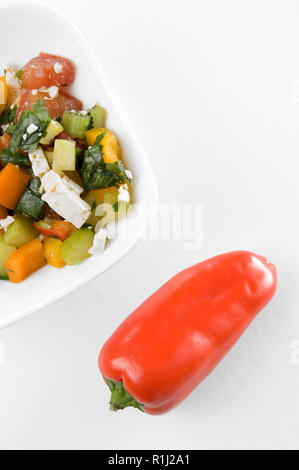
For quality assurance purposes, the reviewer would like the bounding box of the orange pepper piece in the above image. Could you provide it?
[43,238,65,269]
[6,238,46,283]
[0,163,30,210]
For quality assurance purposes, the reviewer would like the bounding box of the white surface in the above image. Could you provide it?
[0,2,157,327]
[0,0,298,450]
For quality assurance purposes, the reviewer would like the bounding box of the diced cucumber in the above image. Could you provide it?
[104,190,118,206]
[40,120,63,145]
[83,189,118,226]
[88,104,106,128]
[15,178,44,220]
[0,234,16,280]
[83,191,101,226]
[44,150,54,166]
[62,111,91,139]
[53,139,76,171]
[4,215,39,248]
[61,228,94,265]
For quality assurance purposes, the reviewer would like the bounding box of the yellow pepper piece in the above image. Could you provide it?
[0,77,8,115]
[85,128,120,163]
[43,238,65,269]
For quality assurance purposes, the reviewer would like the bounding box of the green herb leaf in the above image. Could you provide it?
[80,134,131,190]
[0,149,30,167]
[16,68,23,78]
[9,100,50,154]
[15,177,44,220]
[28,177,43,197]
[0,105,17,127]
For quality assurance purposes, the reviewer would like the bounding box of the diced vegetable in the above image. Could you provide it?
[15,177,44,220]
[81,135,131,190]
[0,163,30,209]
[62,110,91,139]
[0,133,11,155]
[9,100,51,154]
[20,53,75,90]
[17,89,83,120]
[95,201,117,229]
[85,128,120,163]
[83,190,103,226]
[0,234,16,281]
[0,106,16,128]
[6,238,46,283]
[0,234,16,280]
[0,205,8,219]
[40,119,64,145]
[44,150,54,166]
[53,139,76,171]
[88,104,106,128]
[61,228,94,265]
[43,237,65,269]
[104,190,119,206]
[34,220,72,241]
[0,77,8,115]
[4,215,39,248]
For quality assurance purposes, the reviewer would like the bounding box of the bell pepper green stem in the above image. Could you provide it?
[106,378,144,412]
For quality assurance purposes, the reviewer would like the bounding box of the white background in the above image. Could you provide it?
[0,0,298,450]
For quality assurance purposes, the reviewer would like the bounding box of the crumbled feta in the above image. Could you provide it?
[0,216,14,232]
[118,185,130,203]
[26,123,38,134]
[31,89,38,95]
[28,147,50,177]
[3,65,20,89]
[23,133,27,141]
[88,228,107,255]
[39,86,59,99]
[80,110,88,115]
[41,171,90,228]
[1,124,9,133]
[125,170,133,180]
[54,62,63,74]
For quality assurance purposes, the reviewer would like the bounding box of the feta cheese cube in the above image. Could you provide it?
[41,170,61,193]
[41,170,83,195]
[41,171,90,228]
[29,147,50,177]
[62,175,83,195]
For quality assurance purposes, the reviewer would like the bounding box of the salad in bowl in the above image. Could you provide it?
[0,53,133,284]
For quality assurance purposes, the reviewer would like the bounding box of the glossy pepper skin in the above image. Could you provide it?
[99,251,277,415]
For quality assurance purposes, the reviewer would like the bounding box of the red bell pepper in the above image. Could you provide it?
[99,251,277,415]
[34,220,72,241]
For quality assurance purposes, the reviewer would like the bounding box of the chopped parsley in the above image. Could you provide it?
[80,134,132,190]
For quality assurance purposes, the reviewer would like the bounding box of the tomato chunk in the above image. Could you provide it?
[34,220,72,241]
[17,90,82,120]
[20,53,75,89]
[0,133,12,169]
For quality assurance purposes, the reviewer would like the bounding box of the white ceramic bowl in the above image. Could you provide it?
[0,2,157,328]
